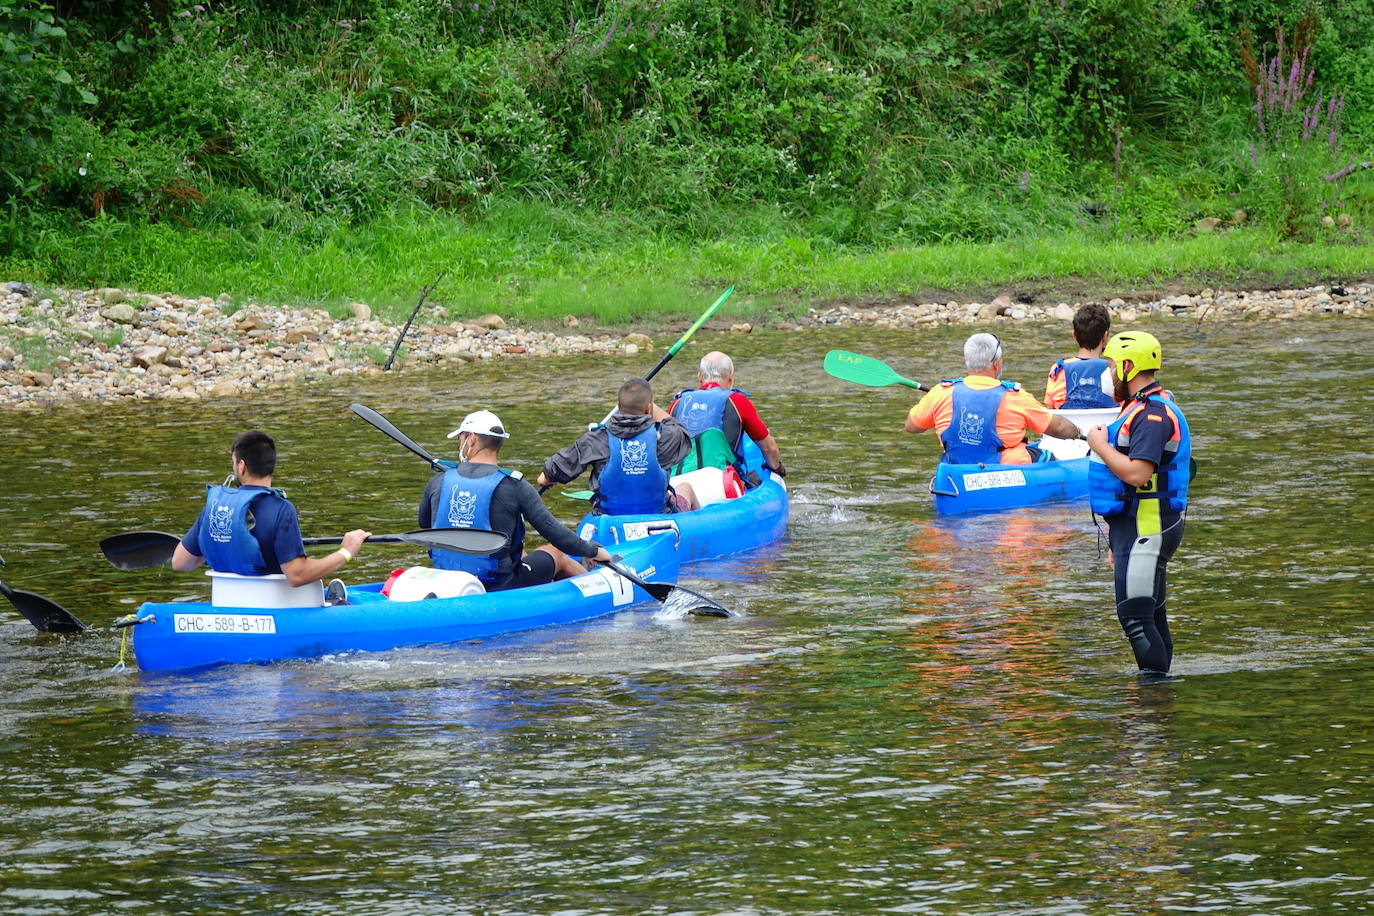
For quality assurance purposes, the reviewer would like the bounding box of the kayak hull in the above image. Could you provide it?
[930,457,1089,515]
[131,532,679,672]
[576,469,788,563]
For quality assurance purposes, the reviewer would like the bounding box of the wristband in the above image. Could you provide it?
[335,547,353,563]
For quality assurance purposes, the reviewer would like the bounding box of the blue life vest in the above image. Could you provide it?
[673,386,750,449]
[1056,357,1117,409]
[432,466,512,581]
[598,424,669,515]
[198,485,272,575]
[938,379,1018,464]
[1088,394,1191,516]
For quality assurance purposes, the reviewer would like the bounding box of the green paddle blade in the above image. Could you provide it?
[823,350,928,391]
[562,490,595,501]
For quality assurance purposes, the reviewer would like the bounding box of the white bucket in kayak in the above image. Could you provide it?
[208,571,325,609]
[386,567,486,602]
[669,466,744,507]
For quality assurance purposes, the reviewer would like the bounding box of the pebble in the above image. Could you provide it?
[1,281,1371,407]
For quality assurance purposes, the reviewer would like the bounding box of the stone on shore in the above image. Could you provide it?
[476,313,506,330]
[101,304,138,324]
[129,346,168,368]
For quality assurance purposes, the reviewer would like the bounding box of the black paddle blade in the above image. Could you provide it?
[0,580,87,633]
[664,585,734,618]
[604,562,734,617]
[100,531,181,571]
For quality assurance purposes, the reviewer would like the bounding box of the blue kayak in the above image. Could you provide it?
[927,407,1116,515]
[572,436,789,563]
[576,470,788,562]
[130,532,679,672]
[929,457,1089,515]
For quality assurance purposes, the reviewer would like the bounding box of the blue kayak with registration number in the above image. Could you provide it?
[573,436,789,563]
[928,407,1117,515]
[576,469,788,563]
[929,457,1090,515]
[129,531,679,672]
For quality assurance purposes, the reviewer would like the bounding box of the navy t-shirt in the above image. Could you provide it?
[181,488,307,574]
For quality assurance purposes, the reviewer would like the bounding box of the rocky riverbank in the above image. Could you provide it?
[2,280,1371,407]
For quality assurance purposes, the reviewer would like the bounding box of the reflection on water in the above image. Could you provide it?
[2,318,1373,913]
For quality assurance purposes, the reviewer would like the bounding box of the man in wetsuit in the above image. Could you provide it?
[537,378,698,514]
[1086,331,1192,678]
[419,409,613,590]
[906,332,1083,463]
[1044,302,1118,409]
[669,351,785,479]
[172,429,371,586]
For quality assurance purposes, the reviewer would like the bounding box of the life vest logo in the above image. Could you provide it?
[621,439,650,475]
[209,502,234,543]
[447,488,479,527]
[957,410,985,445]
[682,400,711,434]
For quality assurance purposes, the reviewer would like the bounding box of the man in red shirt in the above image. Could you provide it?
[906,333,1083,464]
[669,351,785,478]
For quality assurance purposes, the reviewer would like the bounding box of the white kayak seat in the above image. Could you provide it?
[207,570,325,609]
[386,567,486,602]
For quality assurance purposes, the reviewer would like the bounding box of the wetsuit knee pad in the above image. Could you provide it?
[1115,595,1157,625]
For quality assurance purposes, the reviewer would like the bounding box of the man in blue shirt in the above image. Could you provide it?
[172,430,370,587]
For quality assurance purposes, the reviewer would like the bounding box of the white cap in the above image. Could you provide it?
[447,409,510,439]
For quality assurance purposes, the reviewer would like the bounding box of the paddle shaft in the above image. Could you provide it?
[594,286,736,427]
[351,403,446,472]
[383,269,448,372]
[644,285,734,382]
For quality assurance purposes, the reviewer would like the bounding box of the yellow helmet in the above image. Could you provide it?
[1103,331,1162,382]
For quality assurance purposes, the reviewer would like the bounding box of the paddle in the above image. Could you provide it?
[350,403,454,472]
[562,490,594,501]
[643,285,735,383]
[99,528,510,571]
[603,560,734,618]
[0,554,87,633]
[383,269,448,372]
[823,349,930,391]
[538,286,737,495]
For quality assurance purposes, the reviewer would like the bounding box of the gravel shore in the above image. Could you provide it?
[3,280,1370,407]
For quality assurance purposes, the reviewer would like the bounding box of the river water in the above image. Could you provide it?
[1,318,1371,914]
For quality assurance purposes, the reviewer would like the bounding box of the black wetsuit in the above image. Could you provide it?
[1103,383,1187,674]
[418,464,601,591]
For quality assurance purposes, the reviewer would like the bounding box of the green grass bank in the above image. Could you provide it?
[5,203,1373,325]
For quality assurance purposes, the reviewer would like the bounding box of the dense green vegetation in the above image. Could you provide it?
[3,1,1373,318]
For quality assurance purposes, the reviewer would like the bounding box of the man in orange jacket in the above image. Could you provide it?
[906,333,1083,464]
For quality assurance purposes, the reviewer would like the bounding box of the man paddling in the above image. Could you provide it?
[1086,331,1191,678]
[171,430,371,588]
[669,351,785,481]
[906,333,1083,463]
[537,379,700,514]
[1044,303,1118,409]
[420,409,613,590]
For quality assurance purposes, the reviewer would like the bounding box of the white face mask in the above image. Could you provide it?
[458,434,471,464]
